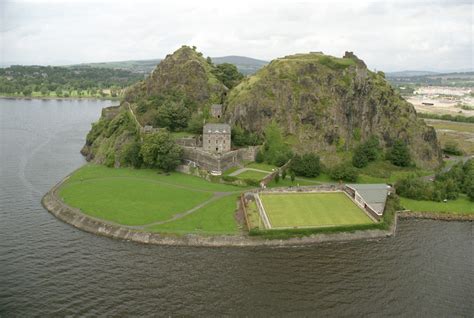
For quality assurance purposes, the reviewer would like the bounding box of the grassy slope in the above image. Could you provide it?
[59,165,246,230]
[60,178,211,225]
[260,192,373,228]
[146,195,240,234]
[400,195,474,215]
[234,170,269,180]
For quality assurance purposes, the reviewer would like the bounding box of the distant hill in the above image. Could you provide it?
[71,56,268,75]
[386,70,440,77]
[211,56,268,75]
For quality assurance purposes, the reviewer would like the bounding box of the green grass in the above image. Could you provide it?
[58,164,247,229]
[245,162,278,172]
[67,164,243,192]
[260,192,373,228]
[266,178,316,188]
[357,161,433,184]
[235,170,269,180]
[400,195,474,215]
[60,178,212,225]
[146,196,240,235]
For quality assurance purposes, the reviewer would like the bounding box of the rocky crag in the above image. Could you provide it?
[82,47,441,169]
[226,51,441,168]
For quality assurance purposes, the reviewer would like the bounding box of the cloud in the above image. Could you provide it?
[1,0,472,71]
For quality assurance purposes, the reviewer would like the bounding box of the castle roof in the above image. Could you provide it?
[203,123,231,134]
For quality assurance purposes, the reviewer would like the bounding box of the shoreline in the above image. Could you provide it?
[0,95,119,101]
[41,175,473,248]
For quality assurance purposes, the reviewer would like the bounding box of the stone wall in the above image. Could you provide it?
[182,146,259,172]
[175,136,201,147]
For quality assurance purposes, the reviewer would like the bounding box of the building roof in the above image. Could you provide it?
[203,123,231,134]
[346,184,391,215]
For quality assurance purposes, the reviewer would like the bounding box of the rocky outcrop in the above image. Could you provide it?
[226,51,442,168]
[124,45,227,109]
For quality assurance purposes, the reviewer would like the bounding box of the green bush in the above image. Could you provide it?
[232,125,262,147]
[140,130,183,172]
[122,140,143,168]
[329,163,358,182]
[290,153,321,177]
[222,175,238,182]
[255,150,264,163]
[352,136,380,168]
[244,178,260,187]
[443,141,463,156]
[388,140,411,167]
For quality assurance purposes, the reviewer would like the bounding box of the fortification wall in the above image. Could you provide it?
[182,146,259,172]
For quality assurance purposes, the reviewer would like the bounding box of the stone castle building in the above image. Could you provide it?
[210,104,223,118]
[203,123,231,154]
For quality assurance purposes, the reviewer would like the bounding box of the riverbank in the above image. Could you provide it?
[42,172,473,247]
[0,95,119,101]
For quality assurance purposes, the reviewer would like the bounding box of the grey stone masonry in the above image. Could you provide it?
[203,123,231,154]
[210,104,223,118]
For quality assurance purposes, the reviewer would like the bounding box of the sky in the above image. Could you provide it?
[1,0,473,72]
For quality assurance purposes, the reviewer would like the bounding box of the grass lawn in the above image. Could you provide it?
[146,196,240,235]
[400,195,474,215]
[245,162,278,172]
[260,192,373,228]
[59,164,247,228]
[357,161,433,184]
[235,170,269,180]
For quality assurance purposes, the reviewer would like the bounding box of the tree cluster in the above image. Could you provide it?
[351,136,381,168]
[0,65,142,97]
[258,122,293,167]
[211,63,244,89]
[290,153,321,178]
[396,159,474,201]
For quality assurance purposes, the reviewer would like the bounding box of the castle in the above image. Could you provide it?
[176,104,258,173]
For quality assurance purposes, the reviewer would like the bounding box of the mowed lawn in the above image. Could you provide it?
[235,170,269,180]
[58,164,244,227]
[146,195,240,234]
[400,195,474,215]
[260,192,373,228]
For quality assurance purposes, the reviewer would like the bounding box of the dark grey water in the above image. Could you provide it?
[0,98,473,317]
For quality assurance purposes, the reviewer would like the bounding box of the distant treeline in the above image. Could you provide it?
[0,65,143,97]
[418,112,474,123]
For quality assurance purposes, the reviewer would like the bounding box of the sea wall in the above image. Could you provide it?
[42,176,472,247]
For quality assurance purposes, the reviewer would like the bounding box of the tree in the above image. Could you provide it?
[352,136,380,168]
[290,170,296,182]
[329,163,358,182]
[212,63,244,89]
[388,140,411,167]
[290,153,321,177]
[262,122,293,166]
[22,86,33,96]
[140,131,183,172]
[281,169,287,180]
[274,172,280,183]
[122,140,143,168]
[352,146,369,168]
[40,86,49,96]
[154,101,190,131]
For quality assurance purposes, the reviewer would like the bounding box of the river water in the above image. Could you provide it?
[0,98,472,317]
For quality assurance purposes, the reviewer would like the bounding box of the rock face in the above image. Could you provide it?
[125,45,227,108]
[226,52,441,168]
[82,46,228,166]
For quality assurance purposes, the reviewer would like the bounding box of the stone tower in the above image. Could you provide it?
[203,123,231,154]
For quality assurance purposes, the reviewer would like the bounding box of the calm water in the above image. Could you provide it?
[0,98,472,317]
